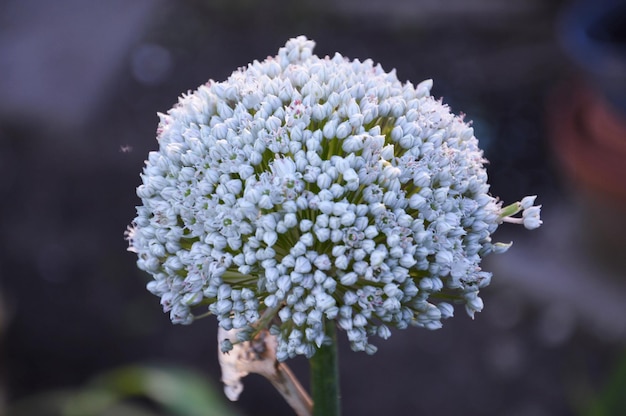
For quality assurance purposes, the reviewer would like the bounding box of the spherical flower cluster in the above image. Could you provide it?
[127,36,542,360]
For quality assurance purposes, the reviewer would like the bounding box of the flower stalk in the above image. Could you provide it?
[310,320,340,416]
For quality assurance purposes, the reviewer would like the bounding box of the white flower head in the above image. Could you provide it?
[127,35,542,360]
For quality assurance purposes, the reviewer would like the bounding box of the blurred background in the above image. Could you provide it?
[2,0,626,415]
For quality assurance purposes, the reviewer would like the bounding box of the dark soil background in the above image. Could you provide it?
[2,0,625,415]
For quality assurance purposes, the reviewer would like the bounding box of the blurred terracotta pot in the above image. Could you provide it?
[549,81,626,207]
[548,80,626,271]
[554,0,626,205]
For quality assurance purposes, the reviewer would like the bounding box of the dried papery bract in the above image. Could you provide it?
[218,328,312,416]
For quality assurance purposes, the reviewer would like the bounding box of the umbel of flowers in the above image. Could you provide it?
[127,36,541,362]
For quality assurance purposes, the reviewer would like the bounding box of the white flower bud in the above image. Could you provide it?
[381,144,395,161]
[294,257,312,273]
[322,119,337,139]
[437,302,454,319]
[314,227,330,242]
[313,254,331,270]
[340,272,358,286]
[520,195,537,210]
[370,250,386,267]
[265,294,278,308]
[522,205,542,230]
[336,122,351,139]
[315,293,336,311]
[317,172,332,189]
[335,255,349,270]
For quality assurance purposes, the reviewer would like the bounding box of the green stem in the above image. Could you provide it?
[310,320,340,416]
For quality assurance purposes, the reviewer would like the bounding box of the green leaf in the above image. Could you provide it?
[90,365,242,416]
[583,352,626,416]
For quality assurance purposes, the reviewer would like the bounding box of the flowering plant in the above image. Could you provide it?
[127,36,541,414]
